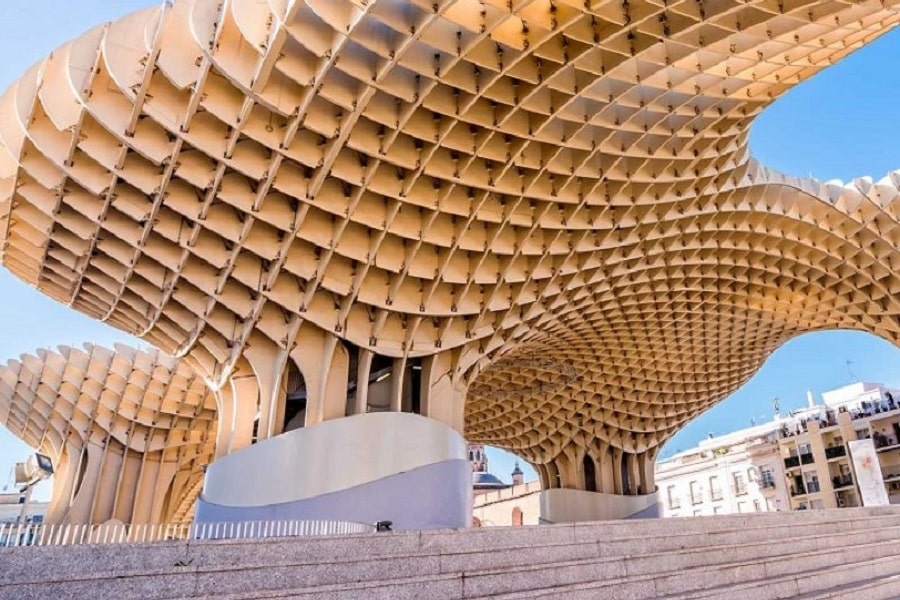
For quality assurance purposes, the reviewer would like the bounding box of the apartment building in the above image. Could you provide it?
[657,422,789,517]
[657,382,900,517]
[775,382,900,510]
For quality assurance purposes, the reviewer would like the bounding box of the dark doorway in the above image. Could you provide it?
[583,454,597,492]
[282,361,307,432]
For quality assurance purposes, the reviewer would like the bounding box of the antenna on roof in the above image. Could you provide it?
[846,359,858,384]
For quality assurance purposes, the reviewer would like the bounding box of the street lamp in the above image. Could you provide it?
[14,453,53,524]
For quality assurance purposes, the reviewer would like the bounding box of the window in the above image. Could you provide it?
[693,509,703,516]
[747,467,758,482]
[713,506,723,514]
[737,501,748,513]
[753,499,762,512]
[667,485,680,509]
[804,473,820,493]
[732,472,747,495]
[511,506,523,527]
[760,467,775,489]
[799,443,814,464]
[709,475,722,501]
[690,481,703,505]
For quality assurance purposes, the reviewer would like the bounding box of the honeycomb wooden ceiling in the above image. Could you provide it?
[0,0,898,464]
[0,343,216,519]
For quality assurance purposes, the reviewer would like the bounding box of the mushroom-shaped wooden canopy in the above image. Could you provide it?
[0,1,897,484]
[0,343,216,524]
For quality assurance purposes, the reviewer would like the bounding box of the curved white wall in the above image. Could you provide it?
[540,489,661,523]
[197,412,471,530]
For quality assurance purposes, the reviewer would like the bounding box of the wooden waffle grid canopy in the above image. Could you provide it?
[0,0,898,469]
[0,343,216,523]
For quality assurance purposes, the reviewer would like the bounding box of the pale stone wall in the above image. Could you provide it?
[472,482,541,527]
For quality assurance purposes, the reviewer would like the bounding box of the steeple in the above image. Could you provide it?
[468,443,487,472]
[511,461,524,485]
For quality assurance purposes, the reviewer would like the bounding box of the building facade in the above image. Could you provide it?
[0,489,49,525]
[657,383,900,517]
[774,382,900,511]
[657,423,788,517]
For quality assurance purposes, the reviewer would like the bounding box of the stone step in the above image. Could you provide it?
[678,553,900,600]
[794,572,900,600]
[464,520,900,585]
[461,534,900,599]
[187,535,900,600]
[173,522,900,600]
[432,508,900,553]
[433,506,900,551]
[5,512,900,593]
[5,509,900,600]
[191,511,900,577]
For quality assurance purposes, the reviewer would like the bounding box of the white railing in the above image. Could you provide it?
[0,519,376,548]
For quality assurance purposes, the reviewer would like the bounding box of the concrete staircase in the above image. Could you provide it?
[3,507,900,600]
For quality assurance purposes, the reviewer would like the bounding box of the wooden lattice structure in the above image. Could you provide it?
[0,343,215,524]
[0,0,898,496]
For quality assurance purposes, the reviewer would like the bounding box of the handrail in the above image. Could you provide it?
[0,519,375,548]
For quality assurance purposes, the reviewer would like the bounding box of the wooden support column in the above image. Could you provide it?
[291,324,349,427]
[556,447,581,489]
[45,444,78,524]
[421,351,466,434]
[147,461,177,524]
[546,460,561,489]
[595,443,616,494]
[389,357,406,412]
[213,384,235,459]
[353,348,373,415]
[536,463,550,489]
[229,375,260,453]
[639,450,656,495]
[611,446,624,495]
[67,442,104,524]
[243,333,289,442]
[625,452,640,495]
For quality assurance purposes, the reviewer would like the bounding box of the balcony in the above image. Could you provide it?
[832,475,853,489]
[790,487,807,497]
[825,445,846,460]
[874,432,900,452]
[800,452,815,465]
[784,456,801,469]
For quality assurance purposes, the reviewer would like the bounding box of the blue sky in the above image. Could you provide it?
[0,3,899,492]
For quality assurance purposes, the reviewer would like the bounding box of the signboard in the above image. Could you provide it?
[848,439,890,506]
